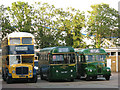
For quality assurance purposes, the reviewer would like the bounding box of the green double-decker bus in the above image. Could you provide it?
[76,48,111,80]
[37,46,76,81]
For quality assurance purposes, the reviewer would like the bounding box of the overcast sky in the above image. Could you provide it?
[0,0,119,11]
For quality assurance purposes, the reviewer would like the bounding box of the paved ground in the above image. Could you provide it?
[1,73,119,89]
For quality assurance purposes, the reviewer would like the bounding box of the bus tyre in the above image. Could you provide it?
[48,78,52,82]
[92,76,97,80]
[85,75,90,81]
[6,76,12,84]
[2,73,6,81]
[70,79,74,82]
[105,76,110,80]
[76,75,81,79]
[32,75,37,83]
[40,73,44,80]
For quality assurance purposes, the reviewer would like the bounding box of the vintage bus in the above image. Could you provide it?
[2,32,37,83]
[76,48,111,80]
[37,46,76,81]
[34,56,39,75]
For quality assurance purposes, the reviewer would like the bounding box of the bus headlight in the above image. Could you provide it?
[90,69,92,72]
[88,69,92,72]
[107,69,110,72]
[12,70,15,73]
[71,70,73,72]
[56,70,59,73]
[29,70,32,73]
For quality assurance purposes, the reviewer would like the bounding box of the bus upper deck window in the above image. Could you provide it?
[22,38,32,44]
[10,38,20,44]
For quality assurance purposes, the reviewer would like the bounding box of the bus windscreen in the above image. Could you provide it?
[51,54,75,64]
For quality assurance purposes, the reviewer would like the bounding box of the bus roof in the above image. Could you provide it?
[40,46,75,53]
[7,32,34,38]
[76,48,107,54]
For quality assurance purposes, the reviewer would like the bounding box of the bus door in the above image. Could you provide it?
[80,55,86,76]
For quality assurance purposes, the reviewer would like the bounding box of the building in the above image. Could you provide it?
[105,47,120,72]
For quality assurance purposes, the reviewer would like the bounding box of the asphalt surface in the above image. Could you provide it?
[1,73,119,89]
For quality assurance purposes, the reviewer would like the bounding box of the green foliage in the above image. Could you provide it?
[87,3,119,48]
[1,2,119,49]
[7,1,34,33]
[53,7,86,48]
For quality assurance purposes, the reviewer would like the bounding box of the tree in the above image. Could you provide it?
[1,1,86,48]
[0,5,15,38]
[33,2,62,48]
[6,1,35,33]
[87,3,119,48]
[54,7,86,48]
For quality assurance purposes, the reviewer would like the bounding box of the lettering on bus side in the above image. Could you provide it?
[58,48,69,52]
[89,49,100,53]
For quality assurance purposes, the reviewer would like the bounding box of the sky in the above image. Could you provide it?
[0,0,119,11]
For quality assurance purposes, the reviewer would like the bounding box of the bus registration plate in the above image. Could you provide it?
[19,75,25,77]
[97,75,103,77]
[61,71,67,73]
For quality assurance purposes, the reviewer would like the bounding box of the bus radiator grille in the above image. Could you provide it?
[97,68,102,73]
[16,67,28,75]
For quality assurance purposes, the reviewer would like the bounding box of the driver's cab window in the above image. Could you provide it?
[17,56,21,63]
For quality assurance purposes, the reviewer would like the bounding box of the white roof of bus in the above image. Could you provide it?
[7,32,34,38]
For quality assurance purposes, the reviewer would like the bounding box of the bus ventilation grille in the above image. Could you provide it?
[16,67,28,75]
[98,68,102,73]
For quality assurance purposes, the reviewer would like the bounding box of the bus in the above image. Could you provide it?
[2,32,37,83]
[37,46,76,81]
[76,48,111,81]
[34,56,39,74]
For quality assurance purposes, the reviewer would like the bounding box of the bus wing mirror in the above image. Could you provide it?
[34,56,38,60]
[107,53,110,56]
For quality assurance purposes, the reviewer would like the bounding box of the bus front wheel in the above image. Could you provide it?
[6,75,12,84]
[32,75,37,83]
[105,76,110,80]
[85,75,90,81]
[92,76,97,80]
[2,73,6,81]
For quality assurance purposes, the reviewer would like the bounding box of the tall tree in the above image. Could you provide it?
[54,7,86,48]
[6,1,35,33]
[33,2,62,48]
[0,5,15,38]
[87,3,119,48]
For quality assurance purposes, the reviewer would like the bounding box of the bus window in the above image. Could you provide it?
[9,56,21,65]
[82,55,86,62]
[85,55,95,62]
[17,56,21,63]
[53,55,64,61]
[22,38,32,44]
[96,55,106,61]
[22,56,33,63]
[51,54,75,64]
[10,38,20,44]
[70,54,75,64]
